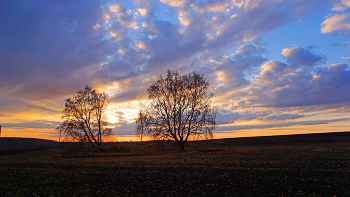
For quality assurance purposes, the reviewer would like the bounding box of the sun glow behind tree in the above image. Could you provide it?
[106,101,142,124]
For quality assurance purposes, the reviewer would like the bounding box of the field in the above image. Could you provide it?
[0,132,350,196]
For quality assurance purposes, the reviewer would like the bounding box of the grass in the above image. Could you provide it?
[0,132,349,196]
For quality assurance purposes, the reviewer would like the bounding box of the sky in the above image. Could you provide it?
[1,0,350,141]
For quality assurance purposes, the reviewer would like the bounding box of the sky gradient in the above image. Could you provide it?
[1,0,350,141]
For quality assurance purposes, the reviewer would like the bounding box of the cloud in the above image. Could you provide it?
[3,120,61,129]
[332,3,346,12]
[137,8,148,17]
[134,40,147,50]
[281,47,326,67]
[216,108,306,125]
[331,41,350,46]
[232,0,263,10]
[213,44,268,93]
[110,88,148,103]
[178,10,191,27]
[160,0,187,7]
[342,57,350,62]
[112,122,138,136]
[216,112,242,124]
[0,0,346,138]
[210,46,350,126]
[216,118,348,132]
[0,0,109,100]
[321,13,350,34]
[108,3,138,28]
[342,0,350,7]
[0,0,330,102]
[191,1,229,13]
[260,61,288,81]
[110,31,123,41]
[258,113,306,121]
[232,44,268,65]
[204,0,334,50]
[199,45,350,125]
[250,61,350,108]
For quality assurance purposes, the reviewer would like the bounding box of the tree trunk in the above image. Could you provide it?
[178,141,185,150]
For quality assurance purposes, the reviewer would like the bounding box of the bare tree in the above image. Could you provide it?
[57,85,112,149]
[136,70,217,150]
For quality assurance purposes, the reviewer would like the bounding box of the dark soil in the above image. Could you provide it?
[0,132,349,196]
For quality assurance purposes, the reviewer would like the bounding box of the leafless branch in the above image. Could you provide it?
[136,70,217,150]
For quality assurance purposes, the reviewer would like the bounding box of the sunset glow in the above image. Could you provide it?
[106,101,142,124]
[1,0,350,141]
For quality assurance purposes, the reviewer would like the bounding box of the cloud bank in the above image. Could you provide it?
[0,0,349,139]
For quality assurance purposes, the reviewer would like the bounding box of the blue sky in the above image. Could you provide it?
[0,0,350,141]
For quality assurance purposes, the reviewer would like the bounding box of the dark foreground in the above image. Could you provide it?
[1,132,350,196]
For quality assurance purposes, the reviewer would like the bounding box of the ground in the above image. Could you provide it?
[0,132,349,196]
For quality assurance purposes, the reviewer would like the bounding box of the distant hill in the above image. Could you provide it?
[0,137,60,150]
[1,131,349,150]
[107,131,350,151]
[209,131,350,148]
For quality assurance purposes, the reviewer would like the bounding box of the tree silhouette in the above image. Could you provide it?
[136,70,217,150]
[57,85,111,149]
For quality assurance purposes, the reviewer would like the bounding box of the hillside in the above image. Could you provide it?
[209,131,350,148]
[1,131,349,150]
[0,137,60,150]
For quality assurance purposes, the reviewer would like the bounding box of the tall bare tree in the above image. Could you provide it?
[57,85,112,149]
[136,70,217,150]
